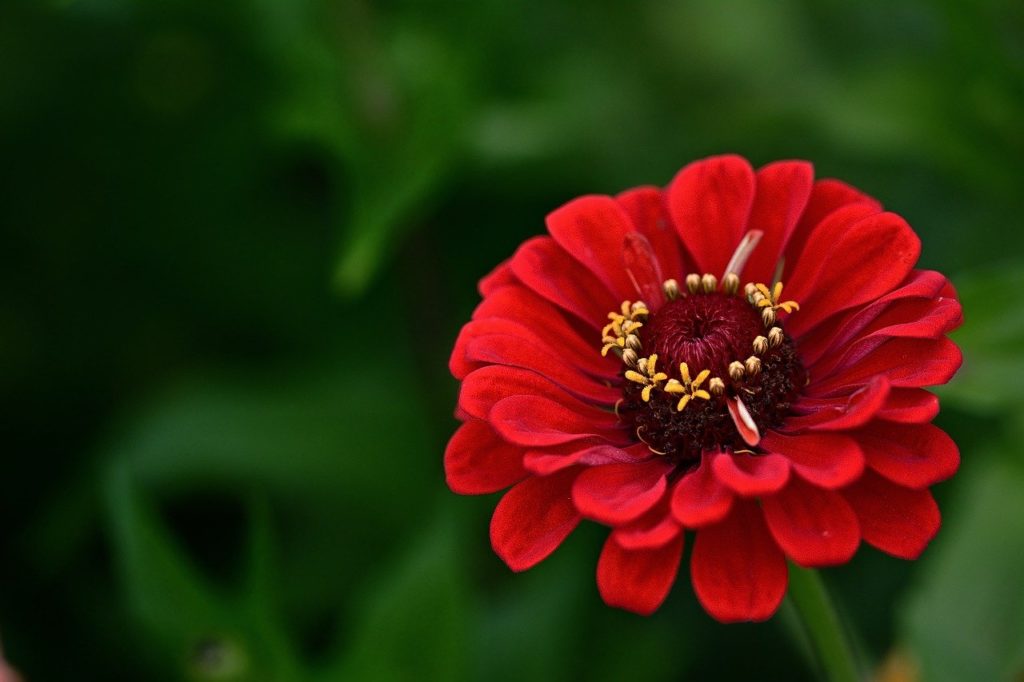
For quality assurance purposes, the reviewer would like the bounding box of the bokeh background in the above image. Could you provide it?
[2,0,1023,680]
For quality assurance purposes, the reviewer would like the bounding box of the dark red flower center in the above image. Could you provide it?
[644,293,763,379]
[604,278,806,468]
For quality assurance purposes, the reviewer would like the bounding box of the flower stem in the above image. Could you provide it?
[786,565,863,682]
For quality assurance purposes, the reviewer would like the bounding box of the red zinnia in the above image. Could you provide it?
[446,155,962,621]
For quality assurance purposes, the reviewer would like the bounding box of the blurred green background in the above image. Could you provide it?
[2,0,1022,680]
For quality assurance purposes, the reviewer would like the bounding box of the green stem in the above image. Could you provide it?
[786,565,863,682]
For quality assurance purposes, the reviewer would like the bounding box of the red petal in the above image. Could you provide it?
[786,212,921,335]
[667,155,756,276]
[454,333,617,404]
[489,395,626,447]
[795,270,951,366]
[458,365,617,422]
[597,533,685,616]
[616,186,686,284]
[445,421,528,494]
[842,470,940,559]
[877,389,940,424]
[612,494,681,549]
[762,477,860,567]
[711,451,790,496]
[472,285,606,371]
[808,337,962,395]
[743,161,815,284]
[491,468,581,571]
[691,501,788,622]
[572,459,671,524]
[479,258,517,296]
[546,195,638,298]
[783,178,882,270]
[858,422,960,489]
[523,443,646,475]
[760,431,864,489]
[510,236,614,325]
[782,376,890,433]
[806,297,963,380]
[670,454,733,527]
[454,317,612,379]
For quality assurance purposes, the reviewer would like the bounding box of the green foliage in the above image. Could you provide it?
[903,453,1024,681]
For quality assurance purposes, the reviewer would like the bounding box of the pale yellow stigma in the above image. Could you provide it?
[625,353,669,402]
[664,362,713,412]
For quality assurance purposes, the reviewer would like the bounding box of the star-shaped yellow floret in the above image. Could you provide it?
[664,362,712,412]
[600,300,649,356]
[753,282,800,314]
[624,353,668,402]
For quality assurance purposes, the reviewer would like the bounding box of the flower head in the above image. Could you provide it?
[446,155,962,621]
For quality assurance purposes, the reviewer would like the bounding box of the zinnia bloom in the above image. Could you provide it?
[446,155,962,621]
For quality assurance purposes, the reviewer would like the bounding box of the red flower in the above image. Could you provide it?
[446,155,962,622]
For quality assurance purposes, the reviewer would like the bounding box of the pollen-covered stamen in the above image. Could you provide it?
[624,353,668,402]
[664,362,713,412]
[722,272,740,295]
[685,273,701,294]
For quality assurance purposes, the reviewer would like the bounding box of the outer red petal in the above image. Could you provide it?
[472,285,605,368]
[491,468,581,571]
[743,160,814,283]
[667,155,756,276]
[612,493,682,550]
[670,454,734,527]
[795,269,950,366]
[808,337,962,395]
[489,395,626,447]
[453,317,612,379]
[479,258,517,296]
[522,443,646,475]
[842,470,940,559]
[877,389,940,424]
[762,477,860,567]
[458,365,617,422]
[858,422,960,489]
[597,533,685,616]
[445,421,528,495]
[783,178,882,271]
[711,451,790,496]
[760,431,864,489]
[572,459,671,524]
[546,195,638,298]
[786,212,921,335]
[782,376,890,433]
[806,297,963,380]
[691,501,788,622]
[510,236,614,325]
[453,332,616,403]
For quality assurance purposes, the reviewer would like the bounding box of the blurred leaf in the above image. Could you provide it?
[902,453,1024,682]
[105,462,302,682]
[324,510,470,682]
[257,1,475,297]
[109,360,432,519]
[939,266,1024,412]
